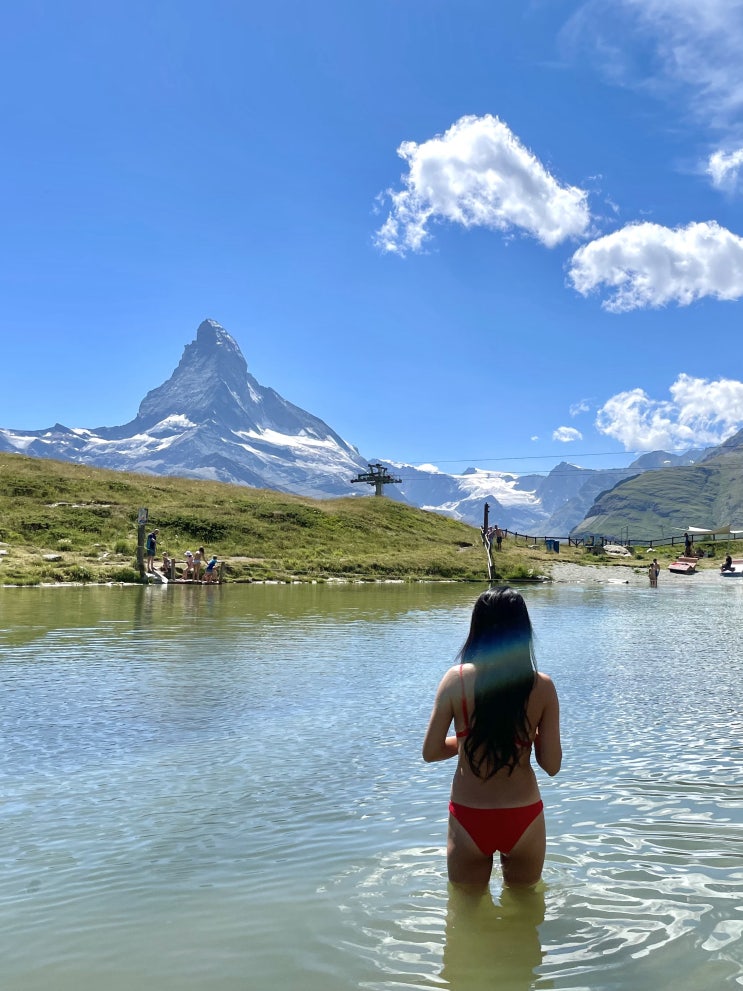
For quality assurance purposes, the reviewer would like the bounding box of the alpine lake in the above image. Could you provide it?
[1,574,741,991]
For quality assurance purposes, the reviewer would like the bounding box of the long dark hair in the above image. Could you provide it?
[459,587,537,779]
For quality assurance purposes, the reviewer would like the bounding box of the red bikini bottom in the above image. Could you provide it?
[448,799,544,856]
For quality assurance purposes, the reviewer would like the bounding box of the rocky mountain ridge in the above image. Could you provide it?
[0,319,709,533]
[0,320,370,499]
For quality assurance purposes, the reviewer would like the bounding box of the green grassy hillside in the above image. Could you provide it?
[0,453,554,585]
[576,459,743,541]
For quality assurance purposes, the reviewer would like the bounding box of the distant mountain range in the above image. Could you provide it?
[0,319,722,535]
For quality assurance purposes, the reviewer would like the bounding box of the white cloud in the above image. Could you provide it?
[707,147,743,188]
[568,221,743,311]
[565,0,743,129]
[596,374,743,450]
[553,426,583,442]
[570,400,591,416]
[375,114,591,255]
[531,435,539,442]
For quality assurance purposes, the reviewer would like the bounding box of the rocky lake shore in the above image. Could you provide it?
[549,560,722,586]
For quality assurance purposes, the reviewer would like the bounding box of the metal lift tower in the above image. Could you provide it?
[351,462,402,497]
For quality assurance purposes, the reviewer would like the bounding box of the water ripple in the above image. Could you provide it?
[1,583,742,990]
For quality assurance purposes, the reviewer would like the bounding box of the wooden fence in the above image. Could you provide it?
[498,530,739,550]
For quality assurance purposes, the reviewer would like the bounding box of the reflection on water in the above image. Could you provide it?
[0,580,742,990]
[442,884,548,991]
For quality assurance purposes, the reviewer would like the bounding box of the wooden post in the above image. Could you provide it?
[482,502,494,580]
[136,507,148,580]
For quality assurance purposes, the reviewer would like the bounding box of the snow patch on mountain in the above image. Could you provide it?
[447,468,542,509]
[0,430,36,451]
[390,462,544,528]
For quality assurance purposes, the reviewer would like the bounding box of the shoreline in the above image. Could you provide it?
[549,560,724,585]
[548,562,643,585]
[0,560,732,589]
[0,561,727,589]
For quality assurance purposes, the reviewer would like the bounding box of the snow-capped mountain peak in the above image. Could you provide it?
[1,319,370,498]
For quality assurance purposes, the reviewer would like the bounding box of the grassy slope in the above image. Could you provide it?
[579,467,718,535]
[0,452,563,585]
[4,453,737,586]
[577,462,743,538]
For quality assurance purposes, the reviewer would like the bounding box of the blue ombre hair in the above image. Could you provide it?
[458,587,537,778]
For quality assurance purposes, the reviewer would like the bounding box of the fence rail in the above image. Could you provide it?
[498,530,740,550]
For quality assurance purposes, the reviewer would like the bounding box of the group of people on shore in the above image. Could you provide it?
[147,531,219,582]
[178,547,220,582]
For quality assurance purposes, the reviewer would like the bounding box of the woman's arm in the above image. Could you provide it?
[534,674,562,776]
[422,669,459,763]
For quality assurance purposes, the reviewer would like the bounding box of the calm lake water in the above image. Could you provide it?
[0,579,741,991]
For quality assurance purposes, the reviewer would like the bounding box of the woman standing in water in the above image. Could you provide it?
[422,587,562,887]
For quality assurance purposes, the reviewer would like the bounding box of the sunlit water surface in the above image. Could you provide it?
[0,580,741,990]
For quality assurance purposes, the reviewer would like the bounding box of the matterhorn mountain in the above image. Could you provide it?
[0,319,710,532]
[0,320,371,498]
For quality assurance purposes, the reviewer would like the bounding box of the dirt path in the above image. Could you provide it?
[548,560,722,586]
[548,561,643,585]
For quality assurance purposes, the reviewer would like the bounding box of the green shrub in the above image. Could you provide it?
[502,562,540,581]
[64,565,94,583]
[108,567,140,583]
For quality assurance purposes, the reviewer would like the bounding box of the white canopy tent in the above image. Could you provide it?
[685,525,743,540]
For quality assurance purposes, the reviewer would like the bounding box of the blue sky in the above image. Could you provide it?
[2,0,743,475]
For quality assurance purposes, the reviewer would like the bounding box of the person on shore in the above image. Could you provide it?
[649,558,660,587]
[422,587,562,888]
[183,550,195,579]
[203,556,219,583]
[160,552,172,576]
[721,555,734,573]
[684,532,692,556]
[495,526,503,552]
[192,547,206,580]
[146,529,159,573]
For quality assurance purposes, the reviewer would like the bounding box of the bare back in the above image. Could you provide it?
[444,665,560,807]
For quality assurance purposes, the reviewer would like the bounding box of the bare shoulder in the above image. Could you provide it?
[437,664,461,696]
[531,671,559,706]
[535,671,557,692]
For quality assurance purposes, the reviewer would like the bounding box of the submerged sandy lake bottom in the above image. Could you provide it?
[0,580,741,990]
